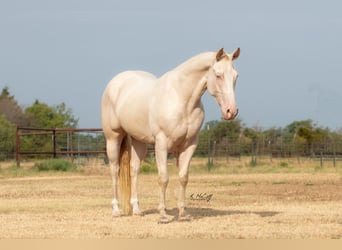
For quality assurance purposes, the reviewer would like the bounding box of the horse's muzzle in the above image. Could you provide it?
[223,108,238,120]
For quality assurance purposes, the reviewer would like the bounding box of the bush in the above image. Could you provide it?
[279,161,289,167]
[34,159,77,172]
[140,156,157,174]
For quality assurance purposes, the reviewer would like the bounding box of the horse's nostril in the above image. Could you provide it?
[227,109,230,114]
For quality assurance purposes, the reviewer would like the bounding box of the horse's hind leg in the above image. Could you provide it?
[106,133,124,216]
[130,138,147,215]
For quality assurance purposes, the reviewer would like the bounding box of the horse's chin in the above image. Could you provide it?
[222,116,234,121]
[221,112,237,121]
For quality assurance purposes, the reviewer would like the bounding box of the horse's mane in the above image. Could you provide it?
[166,51,215,77]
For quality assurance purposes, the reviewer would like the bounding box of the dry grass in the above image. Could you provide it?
[0,160,342,239]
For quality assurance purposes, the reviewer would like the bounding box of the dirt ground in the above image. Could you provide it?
[0,171,342,239]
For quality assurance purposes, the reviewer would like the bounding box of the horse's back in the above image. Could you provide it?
[104,70,156,96]
[101,71,157,141]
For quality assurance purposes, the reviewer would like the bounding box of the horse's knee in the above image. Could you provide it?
[130,164,140,177]
[179,174,188,187]
[158,175,169,187]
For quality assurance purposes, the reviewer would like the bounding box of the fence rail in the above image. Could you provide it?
[16,127,106,167]
[14,127,342,168]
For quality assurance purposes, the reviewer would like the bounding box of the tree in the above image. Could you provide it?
[25,100,78,128]
[18,100,78,156]
[0,115,16,160]
[0,87,28,126]
[1,86,10,97]
[54,102,79,128]
[0,88,79,160]
[196,119,242,156]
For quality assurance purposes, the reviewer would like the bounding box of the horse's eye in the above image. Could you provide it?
[216,74,224,80]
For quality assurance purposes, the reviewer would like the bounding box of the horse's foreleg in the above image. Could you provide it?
[130,139,147,216]
[106,137,122,217]
[177,143,197,220]
[155,139,169,223]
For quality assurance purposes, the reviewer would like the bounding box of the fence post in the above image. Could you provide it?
[70,130,74,163]
[16,126,20,168]
[207,125,213,171]
[53,129,56,159]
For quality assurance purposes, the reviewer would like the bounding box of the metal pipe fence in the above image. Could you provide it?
[16,127,106,167]
[14,127,342,168]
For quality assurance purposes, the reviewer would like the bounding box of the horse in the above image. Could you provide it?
[101,48,240,223]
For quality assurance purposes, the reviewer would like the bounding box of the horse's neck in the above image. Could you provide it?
[167,52,215,110]
[175,52,214,82]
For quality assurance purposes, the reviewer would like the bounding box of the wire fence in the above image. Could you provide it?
[195,135,342,168]
[15,127,106,167]
[12,127,342,168]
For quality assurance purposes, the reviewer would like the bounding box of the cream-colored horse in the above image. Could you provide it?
[101,48,240,223]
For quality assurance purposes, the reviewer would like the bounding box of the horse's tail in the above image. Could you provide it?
[118,135,132,215]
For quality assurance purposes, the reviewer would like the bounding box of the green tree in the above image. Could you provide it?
[25,100,78,128]
[0,115,16,160]
[21,100,78,155]
[282,120,333,156]
[197,119,242,156]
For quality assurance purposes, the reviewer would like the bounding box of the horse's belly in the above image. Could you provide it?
[125,126,155,144]
[118,103,155,144]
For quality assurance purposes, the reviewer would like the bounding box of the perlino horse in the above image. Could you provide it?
[101,48,240,223]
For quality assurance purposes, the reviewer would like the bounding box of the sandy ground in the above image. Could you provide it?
[0,172,342,239]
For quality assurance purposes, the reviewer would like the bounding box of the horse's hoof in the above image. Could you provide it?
[158,216,170,224]
[133,210,143,216]
[178,210,192,222]
[178,214,192,222]
[112,210,121,217]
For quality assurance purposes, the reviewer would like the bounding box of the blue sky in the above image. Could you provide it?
[1,0,342,130]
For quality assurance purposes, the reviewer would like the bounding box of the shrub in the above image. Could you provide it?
[279,162,289,167]
[34,159,77,172]
[140,156,157,174]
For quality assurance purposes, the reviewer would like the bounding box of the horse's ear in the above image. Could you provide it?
[216,48,225,61]
[232,47,240,60]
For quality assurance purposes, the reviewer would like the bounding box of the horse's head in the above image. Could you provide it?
[207,48,240,120]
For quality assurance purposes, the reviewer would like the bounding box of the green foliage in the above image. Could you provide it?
[197,118,342,159]
[0,115,16,160]
[140,155,157,174]
[22,100,78,158]
[25,100,78,128]
[249,157,258,167]
[34,159,77,172]
[272,181,288,185]
[0,164,39,178]
[279,162,289,167]
[0,87,79,160]
[197,119,243,156]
